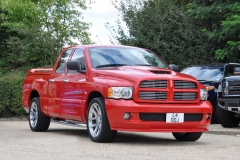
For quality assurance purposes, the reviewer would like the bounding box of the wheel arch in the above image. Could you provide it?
[83,91,104,121]
[28,90,40,106]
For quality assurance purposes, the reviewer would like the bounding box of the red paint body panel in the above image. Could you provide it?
[22,45,212,133]
[105,99,211,132]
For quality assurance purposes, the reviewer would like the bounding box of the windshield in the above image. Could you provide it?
[88,47,168,69]
[224,65,240,77]
[181,67,223,82]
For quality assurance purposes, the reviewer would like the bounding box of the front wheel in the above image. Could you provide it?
[217,106,239,128]
[172,132,202,141]
[87,97,117,142]
[29,97,50,131]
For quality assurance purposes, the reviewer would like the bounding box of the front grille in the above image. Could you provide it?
[229,81,240,86]
[140,80,167,88]
[139,113,203,122]
[174,92,196,100]
[229,90,240,95]
[174,80,196,89]
[139,92,167,100]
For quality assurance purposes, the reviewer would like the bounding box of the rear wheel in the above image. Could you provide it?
[87,97,117,142]
[217,106,239,128]
[29,97,50,131]
[172,132,202,141]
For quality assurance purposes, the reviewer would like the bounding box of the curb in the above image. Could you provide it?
[206,130,240,136]
[206,124,240,135]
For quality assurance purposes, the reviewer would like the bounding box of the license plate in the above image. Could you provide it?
[166,113,184,123]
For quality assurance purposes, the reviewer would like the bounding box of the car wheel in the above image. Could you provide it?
[211,100,219,124]
[87,97,117,142]
[172,132,202,141]
[217,106,239,128]
[29,97,50,131]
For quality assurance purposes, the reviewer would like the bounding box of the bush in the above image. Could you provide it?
[0,70,26,117]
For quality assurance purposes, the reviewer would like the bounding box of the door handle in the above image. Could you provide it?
[49,79,54,83]
[63,79,69,83]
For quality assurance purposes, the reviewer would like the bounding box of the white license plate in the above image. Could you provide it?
[166,113,184,123]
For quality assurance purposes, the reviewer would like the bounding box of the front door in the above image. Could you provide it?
[61,48,87,121]
[47,49,73,118]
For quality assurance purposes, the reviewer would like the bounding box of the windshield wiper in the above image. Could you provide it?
[198,80,217,83]
[95,64,130,68]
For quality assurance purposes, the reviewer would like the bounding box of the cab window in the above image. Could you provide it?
[68,48,85,73]
[56,49,72,74]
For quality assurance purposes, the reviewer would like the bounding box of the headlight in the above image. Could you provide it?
[200,89,208,100]
[223,81,229,95]
[108,87,133,99]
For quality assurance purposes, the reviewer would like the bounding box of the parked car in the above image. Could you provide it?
[22,45,212,142]
[181,64,224,123]
[217,63,240,128]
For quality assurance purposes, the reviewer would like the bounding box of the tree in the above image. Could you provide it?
[188,0,240,61]
[107,0,217,69]
[0,0,93,70]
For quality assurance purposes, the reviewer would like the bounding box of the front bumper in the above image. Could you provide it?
[218,97,240,113]
[105,99,212,132]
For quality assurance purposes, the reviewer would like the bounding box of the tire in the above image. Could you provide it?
[29,97,50,131]
[211,100,219,124]
[87,97,117,142]
[217,106,239,128]
[172,132,202,141]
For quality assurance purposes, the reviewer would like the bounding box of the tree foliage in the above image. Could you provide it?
[188,0,240,61]
[0,0,93,71]
[107,0,217,69]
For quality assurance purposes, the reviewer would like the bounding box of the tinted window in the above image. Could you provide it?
[224,65,240,77]
[89,47,168,69]
[56,49,72,73]
[68,48,85,73]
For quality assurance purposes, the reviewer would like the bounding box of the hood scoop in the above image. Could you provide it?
[150,70,171,74]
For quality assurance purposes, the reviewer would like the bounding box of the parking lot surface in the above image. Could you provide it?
[0,120,240,160]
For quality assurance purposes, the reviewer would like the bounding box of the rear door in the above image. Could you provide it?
[61,48,87,121]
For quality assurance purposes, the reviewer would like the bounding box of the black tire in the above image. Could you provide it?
[172,132,202,141]
[211,100,219,124]
[87,97,117,142]
[217,106,239,128]
[29,97,50,131]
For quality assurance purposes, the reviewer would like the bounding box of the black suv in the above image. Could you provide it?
[181,64,224,124]
[218,63,240,128]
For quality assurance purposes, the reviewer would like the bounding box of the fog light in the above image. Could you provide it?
[206,114,211,120]
[123,112,131,120]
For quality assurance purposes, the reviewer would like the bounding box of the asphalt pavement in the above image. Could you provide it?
[1,117,240,135]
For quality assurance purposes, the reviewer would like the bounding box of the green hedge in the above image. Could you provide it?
[0,70,26,117]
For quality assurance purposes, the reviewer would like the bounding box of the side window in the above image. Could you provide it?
[56,49,72,74]
[68,48,85,73]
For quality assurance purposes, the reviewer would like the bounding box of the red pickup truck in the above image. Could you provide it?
[22,45,212,142]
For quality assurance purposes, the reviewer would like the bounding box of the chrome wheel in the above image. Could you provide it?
[30,101,38,128]
[88,102,102,137]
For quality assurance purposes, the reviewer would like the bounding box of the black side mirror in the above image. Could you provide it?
[169,64,180,72]
[67,60,85,73]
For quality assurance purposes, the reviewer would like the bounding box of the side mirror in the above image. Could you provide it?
[67,60,85,73]
[169,64,180,72]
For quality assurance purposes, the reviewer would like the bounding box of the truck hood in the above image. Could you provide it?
[92,66,198,84]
